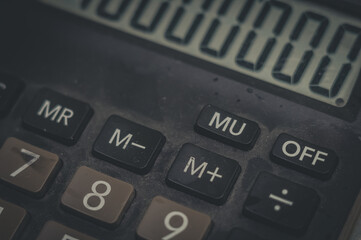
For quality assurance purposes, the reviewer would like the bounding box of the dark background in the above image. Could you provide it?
[0,0,361,239]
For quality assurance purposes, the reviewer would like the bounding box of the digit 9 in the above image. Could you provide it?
[162,211,189,240]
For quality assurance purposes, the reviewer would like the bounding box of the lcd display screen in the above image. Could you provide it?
[40,0,361,107]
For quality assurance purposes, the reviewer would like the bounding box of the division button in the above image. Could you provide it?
[61,166,135,228]
[166,143,241,205]
[0,198,28,240]
[136,196,212,240]
[22,88,93,145]
[243,172,320,233]
[195,105,260,150]
[93,115,165,174]
[271,133,338,179]
[0,137,62,197]
[36,221,97,240]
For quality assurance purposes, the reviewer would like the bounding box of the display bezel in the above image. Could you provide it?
[37,1,361,122]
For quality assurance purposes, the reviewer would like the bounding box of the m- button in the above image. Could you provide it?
[166,143,241,205]
[271,134,338,179]
[93,115,165,174]
[195,105,260,150]
[23,88,93,145]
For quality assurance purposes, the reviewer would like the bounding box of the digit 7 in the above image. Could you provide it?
[10,149,40,177]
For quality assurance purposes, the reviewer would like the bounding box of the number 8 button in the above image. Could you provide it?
[137,196,212,240]
[61,166,135,228]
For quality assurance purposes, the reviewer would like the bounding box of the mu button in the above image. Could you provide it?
[195,105,260,150]
[22,88,93,145]
[93,115,165,174]
[271,134,338,179]
[166,143,241,205]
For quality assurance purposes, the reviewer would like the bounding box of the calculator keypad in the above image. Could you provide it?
[166,143,241,205]
[61,166,135,228]
[22,88,93,145]
[0,137,62,197]
[36,221,97,240]
[0,198,28,240]
[136,196,212,240]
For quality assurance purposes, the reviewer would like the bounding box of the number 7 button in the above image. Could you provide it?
[0,137,62,197]
[61,166,135,228]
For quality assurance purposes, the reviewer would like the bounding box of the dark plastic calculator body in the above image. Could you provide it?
[0,0,361,240]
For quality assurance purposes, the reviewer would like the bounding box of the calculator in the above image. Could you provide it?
[0,0,361,239]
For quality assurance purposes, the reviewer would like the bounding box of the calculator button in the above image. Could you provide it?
[195,105,260,150]
[271,133,338,179]
[0,137,62,197]
[22,88,93,145]
[0,74,23,117]
[61,166,135,228]
[227,228,266,240]
[36,221,97,240]
[0,198,28,240]
[93,115,165,174]
[243,172,319,233]
[166,143,241,205]
[136,196,212,240]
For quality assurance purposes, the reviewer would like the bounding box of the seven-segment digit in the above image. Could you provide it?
[165,0,204,45]
[162,211,189,240]
[236,1,291,71]
[131,0,169,33]
[273,12,329,84]
[96,0,131,21]
[10,148,40,177]
[310,24,361,99]
[83,180,111,211]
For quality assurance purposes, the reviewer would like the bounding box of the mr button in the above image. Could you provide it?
[244,172,320,233]
[271,134,338,179]
[23,88,93,145]
[93,115,165,174]
[195,105,260,150]
[166,143,241,205]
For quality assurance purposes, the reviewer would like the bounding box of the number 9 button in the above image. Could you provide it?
[137,196,212,240]
[61,166,135,228]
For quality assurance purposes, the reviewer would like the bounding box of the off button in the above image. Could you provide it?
[271,133,338,179]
